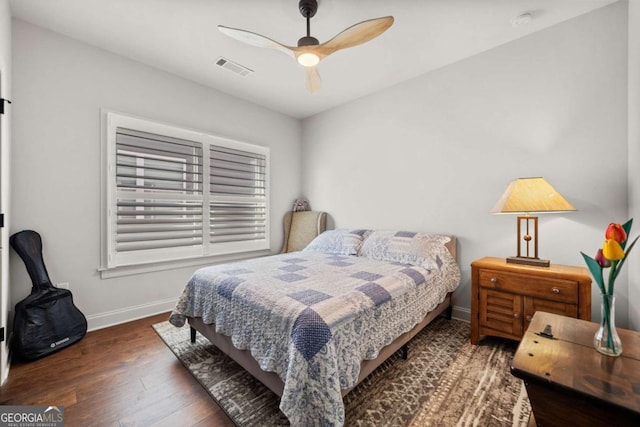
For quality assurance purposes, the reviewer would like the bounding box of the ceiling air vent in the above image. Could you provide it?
[215,57,253,77]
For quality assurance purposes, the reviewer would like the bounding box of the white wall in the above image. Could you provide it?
[10,20,302,330]
[9,2,636,331]
[628,0,640,331]
[0,0,12,384]
[302,2,629,324]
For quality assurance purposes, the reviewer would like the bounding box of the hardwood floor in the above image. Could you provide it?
[0,313,236,427]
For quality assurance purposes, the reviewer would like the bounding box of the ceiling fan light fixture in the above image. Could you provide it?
[218,0,393,92]
[297,52,320,67]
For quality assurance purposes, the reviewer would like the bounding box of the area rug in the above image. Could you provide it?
[153,317,531,426]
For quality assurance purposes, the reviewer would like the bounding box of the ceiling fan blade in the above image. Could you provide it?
[318,16,394,56]
[305,66,321,93]
[218,25,295,59]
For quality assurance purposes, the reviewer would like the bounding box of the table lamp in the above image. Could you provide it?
[491,177,576,267]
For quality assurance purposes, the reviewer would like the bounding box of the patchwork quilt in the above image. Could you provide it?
[170,249,460,426]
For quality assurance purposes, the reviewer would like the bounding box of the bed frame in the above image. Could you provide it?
[188,236,457,398]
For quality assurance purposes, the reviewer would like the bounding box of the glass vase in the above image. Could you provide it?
[593,294,622,357]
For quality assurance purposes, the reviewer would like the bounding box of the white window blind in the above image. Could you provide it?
[209,145,267,247]
[115,128,204,255]
[103,112,270,269]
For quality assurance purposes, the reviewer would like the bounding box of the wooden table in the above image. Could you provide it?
[511,311,640,427]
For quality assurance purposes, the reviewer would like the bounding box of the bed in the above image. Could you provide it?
[169,229,460,426]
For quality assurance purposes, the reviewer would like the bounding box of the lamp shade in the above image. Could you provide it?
[491,177,576,214]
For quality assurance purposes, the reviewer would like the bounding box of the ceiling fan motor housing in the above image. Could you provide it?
[298,36,319,47]
[299,0,318,18]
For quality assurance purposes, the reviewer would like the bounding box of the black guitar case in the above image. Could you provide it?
[10,230,87,360]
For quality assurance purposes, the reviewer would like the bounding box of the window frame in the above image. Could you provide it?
[100,110,270,278]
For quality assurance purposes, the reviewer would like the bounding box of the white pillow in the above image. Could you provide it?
[358,230,451,269]
[303,229,369,255]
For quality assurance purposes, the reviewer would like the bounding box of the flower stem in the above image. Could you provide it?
[607,261,618,295]
[602,294,616,353]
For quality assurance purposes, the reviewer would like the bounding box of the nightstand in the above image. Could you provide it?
[470,257,591,345]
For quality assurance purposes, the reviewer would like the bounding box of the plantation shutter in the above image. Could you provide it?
[209,145,268,250]
[113,127,204,265]
[103,112,270,271]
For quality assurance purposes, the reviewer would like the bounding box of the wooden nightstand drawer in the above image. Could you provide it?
[478,269,578,304]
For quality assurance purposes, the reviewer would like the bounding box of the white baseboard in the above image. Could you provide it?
[86,297,177,332]
[86,299,472,331]
[451,305,471,322]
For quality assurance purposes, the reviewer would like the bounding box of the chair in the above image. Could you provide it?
[281,211,327,253]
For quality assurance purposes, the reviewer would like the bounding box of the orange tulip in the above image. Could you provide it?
[605,223,627,243]
[602,239,625,261]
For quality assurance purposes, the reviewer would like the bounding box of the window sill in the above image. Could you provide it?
[98,249,272,279]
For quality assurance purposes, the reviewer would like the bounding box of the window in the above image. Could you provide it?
[102,112,269,272]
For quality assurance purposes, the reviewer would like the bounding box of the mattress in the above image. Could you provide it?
[170,246,460,426]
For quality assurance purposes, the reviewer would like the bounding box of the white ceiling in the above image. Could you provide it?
[9,0,619,119]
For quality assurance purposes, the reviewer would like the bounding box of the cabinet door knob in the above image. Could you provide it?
[514,313,520,319]
[552,287,560,294]
[526,315,532,322]
[490,277,497,283]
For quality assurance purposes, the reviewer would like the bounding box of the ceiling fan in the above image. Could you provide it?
[218,0,394,93]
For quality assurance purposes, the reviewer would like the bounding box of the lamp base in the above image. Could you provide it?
[506,256,550,267]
